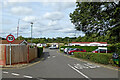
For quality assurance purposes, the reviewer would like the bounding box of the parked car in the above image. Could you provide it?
[67,48,75,54]
[68,48,86,55]
[92,49,112,53]
[49,46,58,49]
[64,48,70,54]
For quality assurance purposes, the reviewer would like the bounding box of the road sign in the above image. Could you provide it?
[6,34,15,43]
[6,34,15,65]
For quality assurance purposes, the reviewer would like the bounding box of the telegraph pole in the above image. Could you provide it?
[31,22,33,46]
[17,19,20,40]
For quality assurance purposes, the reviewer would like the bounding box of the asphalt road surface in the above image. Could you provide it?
[1,48,120,80]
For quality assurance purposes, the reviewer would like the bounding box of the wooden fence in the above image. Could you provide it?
[0,45,6,65]
[0,45,37,65]
[29,47,37,62]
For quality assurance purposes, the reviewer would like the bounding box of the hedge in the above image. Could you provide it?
[73,52,118,65]
[107,43,120,54]
[37,47,43,58]
[60,46,98,52]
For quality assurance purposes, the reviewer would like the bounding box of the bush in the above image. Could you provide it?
[37,47,43,58]
[74,52,114,65]
[108,43,120,54]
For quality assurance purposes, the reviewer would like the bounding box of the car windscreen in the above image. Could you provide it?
[95,49,99,51]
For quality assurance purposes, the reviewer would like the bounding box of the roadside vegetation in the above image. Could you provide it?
[74,52,114,65]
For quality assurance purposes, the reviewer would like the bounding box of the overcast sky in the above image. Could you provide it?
[1,0,85,38]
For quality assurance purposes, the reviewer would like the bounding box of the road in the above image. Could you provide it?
[1,48,120,80]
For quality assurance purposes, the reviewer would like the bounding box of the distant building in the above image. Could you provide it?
[69,42,108,46]
[1,40,28,46]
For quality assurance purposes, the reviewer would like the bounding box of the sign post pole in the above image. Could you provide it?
[10,43,11,65]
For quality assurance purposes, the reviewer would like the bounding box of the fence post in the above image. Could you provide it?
[4,45,6,66]
[27,46,29,63]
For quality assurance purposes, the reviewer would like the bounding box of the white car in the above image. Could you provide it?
[49,46,58,49]
[64,48,69,54]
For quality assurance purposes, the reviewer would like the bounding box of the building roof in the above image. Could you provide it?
[1,40,26,44]
[71,42,107,44]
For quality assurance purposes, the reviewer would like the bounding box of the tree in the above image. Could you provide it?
[107,23,120,43]
[70,2,120,36]
[16,36,25,40]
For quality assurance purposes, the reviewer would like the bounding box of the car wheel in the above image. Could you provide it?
[71,52,74,55]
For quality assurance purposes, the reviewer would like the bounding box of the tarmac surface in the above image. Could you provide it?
[1,48,120,80]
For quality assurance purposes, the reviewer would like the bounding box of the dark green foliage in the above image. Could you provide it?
[89,53,112,64]
[37,47,43,58]
[70,2,120,36]
[38,47,43,54]
[74,52,114,65]
[108,43,120,54]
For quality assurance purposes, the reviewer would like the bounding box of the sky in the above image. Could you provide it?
[0,0,85,38]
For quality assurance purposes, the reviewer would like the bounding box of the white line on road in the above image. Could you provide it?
[11,73,19,76]
[53,56,56,58]
[48,57,50,58]
[23,75,33,78]
[3,71,8,74]
[68,64,91,80]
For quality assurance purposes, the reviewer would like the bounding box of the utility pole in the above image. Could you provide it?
[31,22,33,46]
[17,19,20,39]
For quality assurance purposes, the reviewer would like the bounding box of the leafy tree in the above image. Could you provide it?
[16,36,25,40]
[70,2,120,36]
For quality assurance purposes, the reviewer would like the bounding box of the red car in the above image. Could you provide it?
[68,48,86,55]
[92,49,112,53]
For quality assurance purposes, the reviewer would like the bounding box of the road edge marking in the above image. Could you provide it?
[11,73,19,76]
[3,71,8,74]
[23,75,32,78]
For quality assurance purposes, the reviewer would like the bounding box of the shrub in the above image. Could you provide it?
[37,47,43,58]
[108,43,120,54]
[74,52,114,65]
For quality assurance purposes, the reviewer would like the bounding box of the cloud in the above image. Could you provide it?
[44,11,64,20]
[22,16,38,22]
[11,6,33,15]
[51,2,76,11]
[7,0,75,2]
[0,19,13,25]
[58,27,75,33]
[48,21,57,26]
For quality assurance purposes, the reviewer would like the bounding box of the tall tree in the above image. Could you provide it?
[70,2,120,36]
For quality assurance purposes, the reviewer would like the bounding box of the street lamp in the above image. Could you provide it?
[17,19,20,40]
[31,22,33,46]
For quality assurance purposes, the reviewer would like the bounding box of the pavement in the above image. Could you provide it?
[1,48,120,80]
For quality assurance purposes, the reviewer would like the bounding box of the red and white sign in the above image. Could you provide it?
[6,34,15,43]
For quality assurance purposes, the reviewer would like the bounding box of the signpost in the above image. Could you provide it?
[6,34,15,65]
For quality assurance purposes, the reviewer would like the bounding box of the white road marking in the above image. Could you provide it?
[11,73,19,76]
[96,66,100,67]
[53,56,56,58]
[74,64,89,69]
[84,63,100,69]
[68,64,91,80]
[48,57,50,58]
[24,75,33,78]
[88,66,96,69]
[3,71,8,74]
